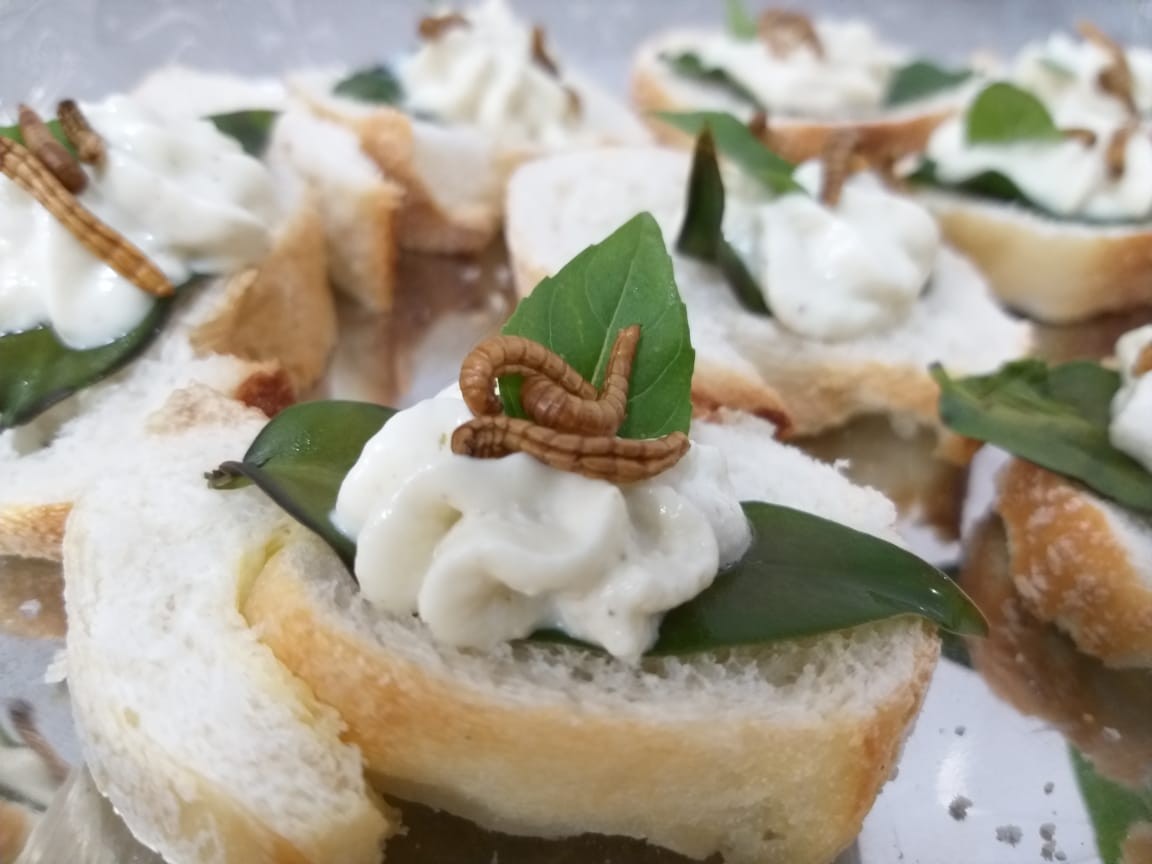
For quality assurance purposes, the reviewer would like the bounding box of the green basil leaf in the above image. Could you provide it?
[207,401,397,568]
[659,52,765,112]
[500,213,695,440]
[1071,747,1152,864]
[0,279,210,430]
[214,404,985,648]
[333,64,405,104]
[208,110,278,157]
[966,81,1062,144]
[649,501,986,652]
[657,110,805,196]
[884,60,971,107]
[933,360,1152,512]
[676,129,771,315]
[724,0,758,39]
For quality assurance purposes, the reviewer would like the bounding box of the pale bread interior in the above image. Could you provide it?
[63,387,391,864]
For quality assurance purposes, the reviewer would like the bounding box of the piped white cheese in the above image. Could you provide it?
[1110,325,1152,473]
[334,395,751,660]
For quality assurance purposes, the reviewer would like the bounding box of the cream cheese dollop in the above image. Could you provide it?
[723,162,939,341]
[399,0,580,149]
[925,109,1152,221]
[667,20,903,119]
[333,395,751,660]
[0,95,278,349]
[1013,31,1152,123]
[1109,325,1152,473]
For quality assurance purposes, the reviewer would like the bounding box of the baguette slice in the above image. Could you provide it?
[918,188,1152,323]
[631,28,961,163]
[0,180,334,561]
[131,66,399,312]
[506,147,1031,439]
[63,386,392,864]
[961,514,1152,789]
[290,70,650,254]
[241,410,939,864]
[996,458,1152,668]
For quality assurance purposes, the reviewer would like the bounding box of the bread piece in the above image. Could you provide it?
[0,801,34,864]
[918,188,1152,323]
[241,410,939,864]
[961,514,1152,789]
[631,29,958,163]
[996,458,1152,668]
[63,387,392,864]
[506,147,1030,438]
[0,191,334,561]
[130,66,397,312]
[291,71,649,254]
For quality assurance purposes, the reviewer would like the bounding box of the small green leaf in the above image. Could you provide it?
[657,110,804,196]
[933,360,1152,512]
[724,0,758,39]
[659,52,765,112]
[333,64,405,104]
[1071,747,1152,864]
[208,110,278,157]
[676,130,771,315]
[966,82,1062,144]
[649,502,986,653]
[207,401,397,567]
[500,213,695,440]
[0,280,209,430]
[884,60,971,107]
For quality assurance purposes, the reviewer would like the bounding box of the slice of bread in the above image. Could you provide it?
[918,188,1152,323]
[131,66,398,312]
[961,514,1152,789]
[290,70,650,255]
[0,185,335,561]
[505,147,1031,439]
[63,386,392,864]
[996,458,1152,668]
[631,29,960,163]
[238,410,939,864]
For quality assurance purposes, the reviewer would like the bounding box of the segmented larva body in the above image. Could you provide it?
[451,416,691,483]
[18,104,87,194]
[0,137,173,297]
[57,99,107,166]
[459,334,597,419]
[758,10,824,59]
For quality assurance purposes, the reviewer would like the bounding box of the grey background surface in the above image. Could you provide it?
[0,0,1149,110]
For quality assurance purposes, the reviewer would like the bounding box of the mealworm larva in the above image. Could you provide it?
[520,325,640,435]
[459,334,596,418]
[531,25,561,77]
[1134,343,1152,376]
[819,129,860,206]
[57,99,106,166]
[1105,124,1135,179]
[0,138,172,297]
[8,700,69,784]
[759,10,824,59]
[451,415,691,483]
[418,12,470,40]
[1077,21,1138,117]
[1061,127,1099,148]
[17,104,87,194]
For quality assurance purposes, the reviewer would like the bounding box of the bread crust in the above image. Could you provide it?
[922,192,1152,322]
[631,51,953,164]
[997,459,1152,668]
[244,535,938,864]
[189,199,335,395]
[0,801,34,864]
